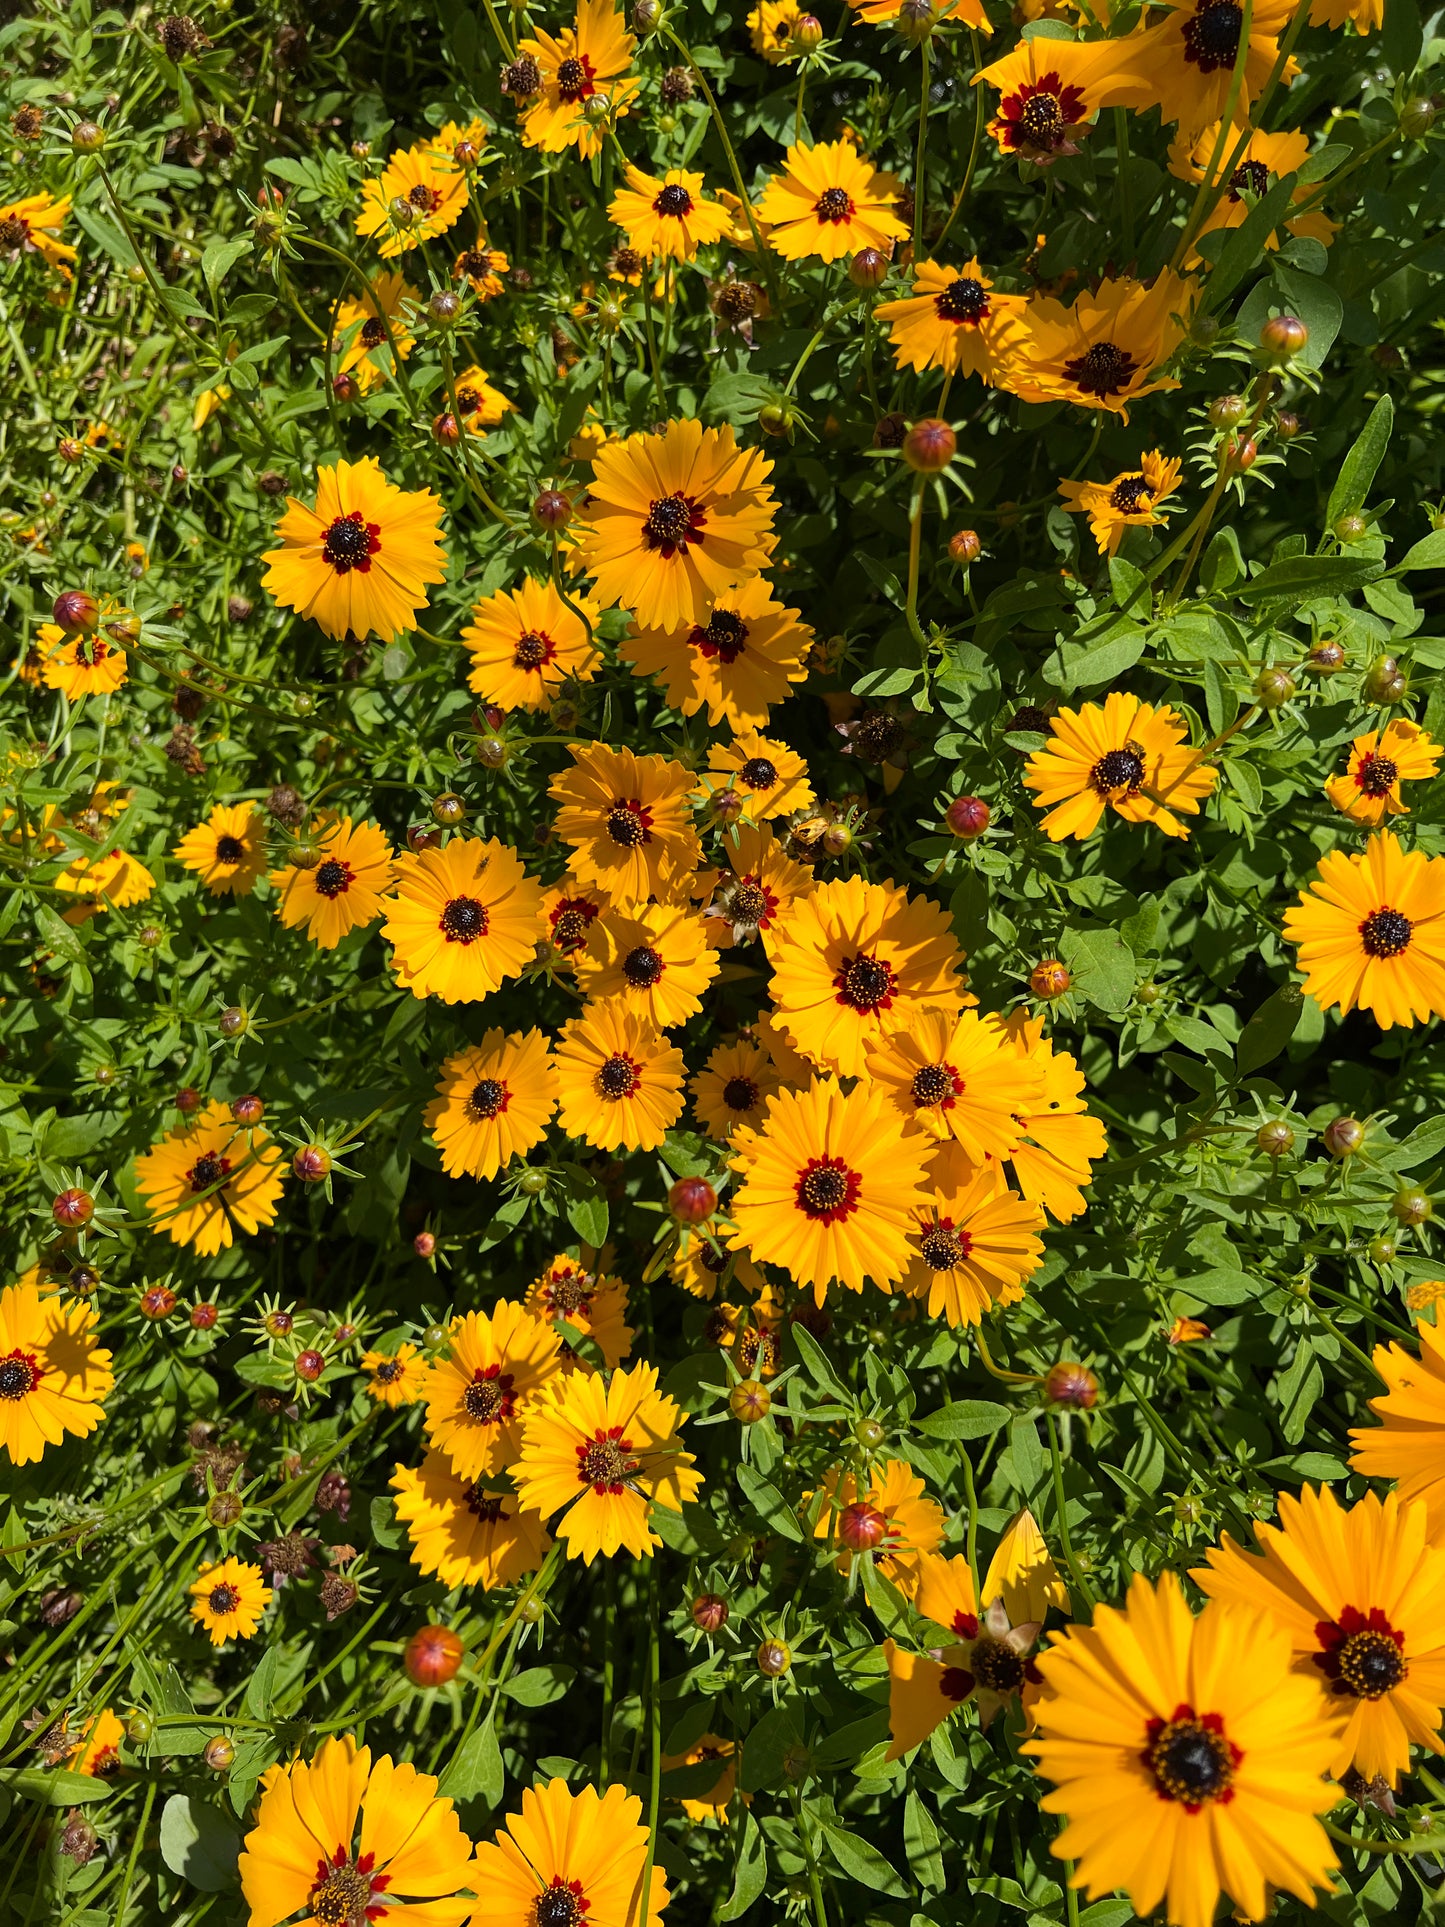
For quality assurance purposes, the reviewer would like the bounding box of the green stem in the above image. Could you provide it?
[912,38,931,265]
[904,474,928,652]
[633,1559,662,1925]
[114,1779,157,1925]
[1045,1412,1097,1612]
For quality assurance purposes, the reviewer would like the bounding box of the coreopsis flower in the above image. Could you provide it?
[572,420,777,635]
[995,1013,1108,1221]
[554,1006,686,1152]
[473,1780,669,1927]
[1009,273,1197,417]
[359,1344,427,1408]
[984,1507,1071,1622]
[1193,1485,1445,1788]
[1284,830,1445,1029]
[526,1257,634,1368]
[575,903,720,1029]
[902,1145,1046,1329]
[851,0,990,23]
[690,1036,782,1140]
[974,37,1155,162]
[726,1077,933,1296]
[260,457,447,643]
[173,801,267,897]
[0,192,77,273]
[1024,1572,1342,1927]
[876,260,1029,383]
[512,1361,701,1562]
[450,363,514,436]
[549,744,703,908]
[1058,450,1184,555]
[454,237,510,299]
[814,1458,946,1593]
[608,166,731,262]
[748,0,803,60]
[331,269,418,394]
[754,139,907,264]
[425,1031,560,1179]
[391,1449,550,1589]
[1311,0,1381,29]
[188,1557,271,1646]
[355,142,468,256]
[621,577,813,732]
[238,1735,479,1927]
[662,1734,739,1823]
[886,1553,1045,1758]
[673,1236,766,1299]
[1324,719,1441,826]
[1023,692,1217,841]
[38,623,128,698]
[537,875,607,967]
[462,576,602,712]
[0,1282,113,1466]
[1351,1318,1445,1529]
[767,874,967,1079]
[863,1007,1046,1160]
[423,1302,564,1482]
[1126,0,1301,132]
[69,1710,125,1779]
[382,836,543,1004]
[270,816,395,950]
[1167,126,1340,266]
[134,1099,286,1257]
[700,823,813,950]
[694,732,815,825]
[515,0,642,160]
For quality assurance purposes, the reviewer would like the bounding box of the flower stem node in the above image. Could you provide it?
[902,418,956,473]
[52,590,100,635]
[1254,667,1296,709]
[1256,1119,1295,1159]
[945,794,990,838]
[1259,313,1308,361]
[1322,1116,1365,1158]
[692,1592,729,1633]
[669,1176,717,1223]
[1392,1187,1433,1227]
[1030,959,1071,1000]
[729,1379,771,1423]
[404,1624,465,1686]
[1043,1360,1099,1409]
[756,1636,792,1677]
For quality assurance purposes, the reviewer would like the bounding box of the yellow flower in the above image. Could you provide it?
[1009,273,1197,418]
[390,1449,550,1590]
[261,456,447,643]
[973,37,1156,161]
[450,363,514,436]
[526,1257,635,1368]
[423,1302,564,1483]
[982,1507,1071,1623]
[575,902,720,1029]
[1323,719,1441,826]
[863,1006,1045,1159]
[516,0,642,160]
[38,622,128,698]
[356,143,468,257]
[748,0,804,61]
[425,1030,559,1180]
[454,238,510,299]
[851,0,990,23]
[621,575,812,732]
[1284,829,1445,1030]
[1124,0,1302,133]
[1023,692,1217,841]
[538,874,608,966]
[69,1709,125,1779]
[134,1098,286,1257]
[0,191,78,273]
[662,1733,740,1823]
[549,743,703,910]
[608,165,732,263]
[994,1013,1108,1221]
[473,1778,669,1927]
[755,139,907,264]
[331,269,418,394]
[0,1282,113,1467]
[572,419,777,635]
[1058,450,1184,555]
[876,259,1028,383]
[1351,1317,1445,1530]
[1310,0,1381,29]
[555,1005,686,1152]
[902,1144,1046,1329]
[672,1234,767,1299]
[270,816,395,950]
[173,801,268,897]
[381,836,542,1004]
[1167,125,1339,266]
[512,1361,701,1563]
[238,1733,479,1927]
[464,575,602,712]
[188,1557,271,1646]
[690,1036,782,1141]
[813,1456,946,1592]
[694,732,814,825]
[698,823,812,952]
[359,1344,428,1408]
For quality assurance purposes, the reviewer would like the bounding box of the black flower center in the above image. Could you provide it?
[654,183,693,217]
[0,1352,40,1400]
[921,1226,966,1271]
[1016,89,1063,148]
[1360,907,1412,958]
[796,1155,860,1223]
[1356,753,1398,798]
[1334,1627,1408,1699]
[935,276,990,325]
[729,881,770,925]
[911,1063,957,1108]
[612,246,644,275]
[598,1053,639,1099]
[692,609,748,662]
[815,187,854,223]
[723,1075,760,1112]
[208,1584,239,1615]
[374,1359,402,1383]
[215,834,245,863]
[854,710,904,760]
[1061,340,1139,399]
[642,491,705,557]
[359,316,388,349]
[514,630,554,670]
[314,857,353,898]
[466,1077,508,1120]
[463,1372,510,1422]
[606,800,650,847]
[739,756,778,790]
[189,1152,231,1193]
[1091,747,1146,795]
[1183,0,1244,72]
[1145,1706,1238,1810]
[1229,158,1270,200]
[556,54,595,101]
[834,952,895,1013]
[408,183,442,214]
[700,1242,729,1273]
[1110,474,1150,514]
[969,1635,1025,1695]
[577,1433,632,1490]
[321,511,379,574]
[534,1880,587,1927]
[622,944,665,988]
[440,896,488,943]
[311,1863,373,1927]
[465,1488,508,1522]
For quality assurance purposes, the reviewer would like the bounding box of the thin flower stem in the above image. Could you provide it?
[1045,1411,1097,1611]
[913,38,931,264]
[974,1327,1041,1386]
[1308,1302,1387,1383]
[114,1780,157,1926]
[631,1558,663,1926]
[788,1783,831,1927]
[904,474,928,652]
[1323,1819,1445,1856]
[934,32,985,253]
[959,1446,982,1602]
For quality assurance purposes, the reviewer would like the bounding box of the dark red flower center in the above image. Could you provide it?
[691,609,748,662]
[1091,745,1146,795]
[188,1152,231,1194]
[321,511,380,575]
[551,898,598,952]
[309,1849,389,1927]
[513,630,556,670]
[939,1664,974,1702]
[576,1426,635,1493]
[1110,474,1150,513]
[0,1350,41,1400]
[215,834,246,863]
[1356,753,1398,798]
[1359,907,1412,958]
[359,316,388,349]
[1002,76,1086,153]
[465,1488,509,1523]
[654,182,693,217]
[408,183,442,215]
[465,1077,509,1120]
[1183,0,1244,73]
[1144,1704,1240,1811]
[598,1053,640,1099]
[314,857,354,898]
[533,1877,590,1927]
[795,1155,861,1224]
[911,1061,962,1110]
[728,879,772,927]
[969,1635,1026,1695]
[641,491,706,557]
[935,276,990,325]
[1314,1606,1408,1699]
[556,54,597,102]
[1061,340,1139,399]
[606,798,652,847]
[1229,158,1270,200]
[463,1364,516,1424]
[723,1075,760,1113]
[815,186,854,223]
[440,895,488,943]
[920,1222,970,1271]
[739,756,777,790]
[546,1268,593,1317]
[833,951,896,1014]
[622,944,665,989]
[208,1584,239,1615]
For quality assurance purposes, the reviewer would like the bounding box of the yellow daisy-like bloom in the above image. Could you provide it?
[473,1779,669,1927]
[575,903,720,1029]
[38,622,129,698]
[876,259,1028,383]
[1009,273,1197,418]
[884,1554,982,1760]
[134,1099,285,1257]
[1058,450,1184,556]
[355,143,468,257]
[902,1145,1047,1329]
[621,576,812,732]
[512,1361,702,1563]
[260,456,447,644]
[423,1302,564,1483]
[1351,1319,1445,1529]
[555,1005,686,1153]
[0,191,78,273]
[608,165,731,263]
[549,744,703,909]
[173,801,267,897]
[1167,126,1340,267]
[726,1077,933,1298]
[984,1507,1071,1623]
[690,1036,781,1141]
[814,1458,946,1594]
[0,1282,113,1467]
[699,824,812,952]
[390,1449,550,1591]
[974,36,1156,162]
[572,419,777,636]
[767,874,966,1079]
[694,732,814,825]
[425,1030,559,1180]
[455,237,510,299]
[188,1557,271,1647]
[1310,0,1381,29]
[663,1732,739,1823]
[1126,0,1301,133]
[69,1708,125,1779]
[671,1234,767,1300]
[863,1007,1045,1159]
[995,1013,1108,1222]
[359,1344,428,1408]
[1284,830,1445,1030]
[851,0,990,23]
[527,1257,635,1369]
[1023,692,1217,842]
[238,1733,478,1927]
[463,576,602,713]
[1023,1571,1343,1927]
[538,874,608,967]
[748,0,803,60]
[270,816,395,950]
[450,363,514,437]
[382,836,542,1004]
[331,269,418,394]
[1324,719,1441,826]
[1193,1485,1445,1788]
[516,0,642,160]
[755,139,907,264]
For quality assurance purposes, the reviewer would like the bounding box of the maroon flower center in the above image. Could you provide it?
[641,491,706,557]
[314,857,354,898]
[815,187,854,224]
[309,1850,388,1927]
[969,1635,1026,1695]
[465,1077,509,1120]
[215,834,246,864]
[533,1877,590,1927]
[555,54,597,102]
[408,183,442,214]
[795,1155,861,1224]
[654,183,693,218]
[359,316,388,349]
[938,1664,974,1702]
[208,1584,239,1615]
[1229,158,1270,200]
[1091,745,1146,795]
[910,1062,962,1110]
[1061,340,1139,400]
[738,756,777,790]
[833,951,896,1014]
[606,798,652,847]
[465,1488,509,1523]
[934,276,990,325]
[1313,1606,1408,1699]
[1144,1703,1240,1811]
[0,1350,41,1400]
[691,609,748,662]
[622,944,665,989]
[1182,0,1244,73]
[551,898,598,952]
[920,1223,970,1271]
[1356,753,1398,798]
[1004,77,1086,153]
[598,1053,640,1100]
[722,1075,760,1113]
[321,511,380,575]
[1110,474,1150,514]
[513,630,556,671]
[188,1152,231,1194]
[1359,908,1412,958]
[462,1365,516,1424]
[576,1427,635,1493]
[440,895,488,943]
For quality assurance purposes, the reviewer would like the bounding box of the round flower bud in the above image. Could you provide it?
[140,1285,177,1320]
[58,437,84,464]
[837,1501,887,1550]
[125,1711,155,1743]
[414,1231,437,1257]
[756,1637,792,1677]
[1208,394,1248,429]
[106,612,142,645]
[405,1623,465,1686]
[1392,1187,1434,1228]
[1334,513,1369,544]
[945,794,990,839]
[52,1188,94,1229]
[71,120,107,153]
[217,1006,249,1038]
[692,1592,729,1633]
[68,1265,100,1295]
[1323,1115,1365,1159]
[1173,1495,1206,1526]
[533,489,571,531]
[757,401,793,439]
[854,1416,886,1449]
[1135,980,1161,1005]
[431,792,467,827]
[432,411,460,446]
[1274,409,1304,441]
[1253,667,1295,709]
[902,418,956,473]
[633,0,661,29]
[191,1302,219,1330]
[792,11,825,47]
[729,1379,771,1424]
[1368,1234,1398,1266]
[1256,1119,1295,1159]
[387,195,416,230]
[231,1094,264,1126]
[1189,311,1221,347]
[1306,641,1345,675]
[1224,436,1257,472]
[849,247,889,290]
[264,1309,295,1339]
[1030,959,1071,1000]
[949,529,982,564]
[52,589,100,635]
[1364,655,1406,703]
[1259,313,1308,359]
[476,732,511,770]
[332,371,359,404]
[428,290,461,325]
[203,1736,235,1773]
[176,1085,202,1115]
[1399,96,1438,139]
[669,1176,717,1224]
[137,924,164,949]
[206,1489,243,1527]
[294,1349,326,1383]
[1043,1361,1099,1409]
[292,1145,331,1183]
[893,0,933,41]
[517,1166,551,1196]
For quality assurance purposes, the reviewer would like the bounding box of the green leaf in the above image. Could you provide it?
[1327,395,1393,528]
[1173,1267,1256,1307]
[904,1790,946,1894]
[243,1647,279,1719]
[1294,143,1352,184]
[1235,554,1382,601]
[501,1664,574,1706]
[821,1821,909,1898]
[158,1794,242,1891]
[789,1320,852,1403]
[1,1768,117,1807]
[1374,1115,1445,1173]
[1205,175,1299,307]
[735,1463,804,1541]
[914,1399,1010,1440]
[201,235,251,295]
[564,1188,608,1250]
[1045,625,1147,692]
[716,1810,767,1920]
[1236,985,1303,1074]
[1382,0,1423,75]
[739,1704,802,1792]
[1061,925,1135,1012]
[1393,529,1445,573]
[438,1714,503,1804]
[34,903,87,963]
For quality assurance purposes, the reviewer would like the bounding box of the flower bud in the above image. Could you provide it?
[792,11,825,48]
[388,195,416,230]
[729,1379,771,1423]
[945,794,990,839]
[902,417,956,473]
[432,411,461,445]
[176,1085,202,1115]
[125,1711,154,1743]
[431,792,467,827]
[140,1284,177,1320]
[1256,1119,1295,1159]
[1306,641,1345,674]
[1224,436,1257,472]
[218,1006,249,1038]
[533,488,571,531]
[849,247,889,290]
[476,732,511,770]
[414,1230,437,1257]
[207,1489,243,1527]
[854,1416,886,1449]
[517,1166,551,1196]
[1323,1115,1365,1159]
[58,436,84,464]
[756,1637,792,1677]
[294,1348,326,1383]
[893,0,933,41]
[1364,655,1407,704]
[1274,409,1304,441]
[423,1323,448,1348]
[1253,667,1295,709]
[71,120,106,153]
[1208,393,1248,429]
[669,1176,717,1224]
[292,1145,331,1183]
[692,1592,729,1633]
[821,819,854,858]
[757,401,793,439]
[1334,513,1369,544]
[69,1264,100,1295]
[1030,959,1071,1000]
[52,589,99,635]
[332,371,359,403]
[1368,1234,1397,1266]
[231,1094,264,1125]
[632,0,661,29]
[1259,313,1308,360]
[1399,96,1437,139]
[191,1301,219,1330]
[52,1187,94,1228]
[837,1501,887,1550]
[203,1736,235,1772]
[1189,311,1221,347]
[1043,1360,1099,1409]
[1392,1187,1433,1228]
[405,1623,465,1685]
[60,1813,99,1864]
[949,529,981,564]
[428,290,461,325]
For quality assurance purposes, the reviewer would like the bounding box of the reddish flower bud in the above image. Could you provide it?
[405,1623,465,1685]
[756,1637,792,1677]
[140,1284,178,1321]
[432,412,461,446]
[292,1146,331,1183]
[203,1736,235,1772]
[1224,436,1257,472]
[949,528,982,564]
[175,1085,202,1115]
[1259,313,1307,359]
[52,589,100,635]
[849,247,889,289]
[837,1501,888,1550]
[231,1094,264,1125]
[729,1379,771,1423]
[1306,642,1345,675]
[791,11,824,47]
[1030,959,1071,1000]
[669,1176,717,1224]
[1323,1116,1365,1159]
[414,1231,437,1257]
[332,371,359,403]
[1256,1120,1295,1159]
[902,418,956,473]
[191,1301,220,1330]
[1043,1361,1099,1409]
[692,1592,729,1633]
[52,1188,94,1229]
[945,794,990,839]
[533,489,571,531]
[294,1349,326,1383]
[1254,667,1295,710]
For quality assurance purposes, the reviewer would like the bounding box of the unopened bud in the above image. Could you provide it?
[292,1145,331,1183]
[902,417,956,473]
[893,0,933,41]
[669,1176,717,1224]
[1030,959,1071,1000]
[837,1501,887,1549]
[792,11,824,48]
[1334,513,1369,544]
[1043,1361,1098,1409]
[533,489,571,531]
[1392,1187,1433,1227]
[945,794,989,839]
[428,291,461,325]
[1254,667,1295,709]
[1259,313,1308,360]
[849,248,889,290]
[52,589,99,635]
[729,1379,771,1423]
[52,1187,94,1228]
[692,1592,728,1633]
[949,529,981,564]
[71,120,106,153]
[756,1637,792,1677]
[1323,1116,1365,1159]
[1256,1119,1295,1159]
[1208,393,1248,429]
[388,196,416,230]
[203,1736,235,1772]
